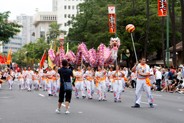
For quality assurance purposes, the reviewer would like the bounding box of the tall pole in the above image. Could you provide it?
[166,0,170,67]
[181,0,184,63]
[115,0,117,38]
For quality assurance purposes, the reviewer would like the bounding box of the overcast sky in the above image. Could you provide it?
[0,0,52,20]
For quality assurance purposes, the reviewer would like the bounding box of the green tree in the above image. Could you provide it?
[68,0,182,65]
[0,11,21,43]
[13,38,49,67]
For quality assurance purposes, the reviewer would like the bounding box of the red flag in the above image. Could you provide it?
[40,51,47,68]
[0,55,4,64]
[3,55,7,64]
[158,0,167,16]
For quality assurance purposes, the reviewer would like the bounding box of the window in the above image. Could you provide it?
[64,23,67,26]
[64,14,67,18]
[68,14,71,18]
[72,5,75,9]
[64,5,67,9]
[68,5,70,9]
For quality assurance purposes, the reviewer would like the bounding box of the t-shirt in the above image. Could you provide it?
[168,71,173,80]
[136,63,150,79]
[58,67,73,84]
[155,70,162,80]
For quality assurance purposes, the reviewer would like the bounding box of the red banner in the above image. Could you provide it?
[158,0,167,16]
[108,5,116,34]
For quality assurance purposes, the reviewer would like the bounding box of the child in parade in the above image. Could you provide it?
[113,66,123,102]
[95,66,107,101]
[6,70,14,90]
[47,67,56,96]
[26,67,34,91]
[84,65,95,99]
[18,71,25,90]
[32,70,40,91]
[74,66,86,99]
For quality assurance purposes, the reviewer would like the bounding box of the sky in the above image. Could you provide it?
[0,0,52,20]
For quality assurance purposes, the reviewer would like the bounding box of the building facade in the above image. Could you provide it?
[57,0,84,34]
[33,11,57,40]
[16,14,35,45]
[0,35,23,54]
[52,0,58,12]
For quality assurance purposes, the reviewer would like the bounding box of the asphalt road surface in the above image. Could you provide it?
[0,81,184,123]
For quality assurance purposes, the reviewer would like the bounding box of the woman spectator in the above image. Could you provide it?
[161,68,169,92]
[55,60,73,114]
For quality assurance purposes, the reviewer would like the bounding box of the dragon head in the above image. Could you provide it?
[110,37,120,50]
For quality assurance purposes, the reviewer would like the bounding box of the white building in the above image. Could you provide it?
[16,14,35,45]
[0,35,23,54]
[52,0,58,12]
[57,0,84,34]
[33,11,57,40]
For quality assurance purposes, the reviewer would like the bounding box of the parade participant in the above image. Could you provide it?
[18,71,25,90]
[56,60,73,114]
[74,66,86,99]
[42,69,48,91]
[22,67,27,89]
[38,68,43,89]
[107,66,114,92]
[84,65,95,99]
[52,66,58,96]
[47,67,56,96]
[131,57,154,108]
[95,66,107,101]
[130,69,137,88]
[32,70,40,90]
[120,67,126,92]
[26,67,34,91]
[0,72,3,89]
[113,65,123,102]
[6,70,14,90]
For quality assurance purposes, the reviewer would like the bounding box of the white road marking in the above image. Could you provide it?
[0,97,9,99]
[78,111,83,114]
[39,94,45,97]
[178,109,183,112]
[152,94,162,97]
[141,101,157,106]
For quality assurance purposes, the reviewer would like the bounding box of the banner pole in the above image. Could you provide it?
[131,33,138,63]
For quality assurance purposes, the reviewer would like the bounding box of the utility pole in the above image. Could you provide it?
[145,0,150,58]
[166,0,170,67]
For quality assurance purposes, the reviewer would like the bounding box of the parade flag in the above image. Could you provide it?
[48,45,55,69]
[6,48,12,65]
[40,50,47,68]
[0,54,4,64]
[48,55,55,69]
[158,0,167,16]
[108,5,116,34]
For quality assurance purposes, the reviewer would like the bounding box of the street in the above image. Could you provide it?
[0,81,184,123]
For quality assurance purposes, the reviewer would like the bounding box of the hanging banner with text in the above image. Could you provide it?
[108,5,116,34]
[158,0,167,16]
